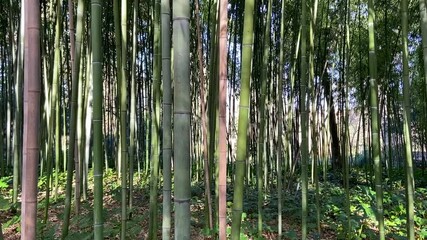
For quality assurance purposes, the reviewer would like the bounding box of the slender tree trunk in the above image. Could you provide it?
[309,0,321,235]
[230,0,255,237]
[91,0,104,238]
[76,0,86,215]
[257,0,272,235]
[63,0,85,236]
[194,0,213,232]
[75,42,85,215]
[13,0,25,204]
[218,0,228,236]
[120,1,128,238]
[368,0,384,238]
[113,0,122,177]
[44,0,62,222]
[54,35,62,201]
[419,0,427,168]
[207,0,219,225]
[82,45,92,201]
[277,0,286,236]
[300,0,309,237]
[21,0,41,238]
[148,0,161,237]
[129,0,138,222]
[62,81,68,173]
[343,0,351,234]
[161,0,172,236]
[173,0,191,237]
[401,1,415,238]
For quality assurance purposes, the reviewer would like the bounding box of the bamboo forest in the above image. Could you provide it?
[1,0,427,239]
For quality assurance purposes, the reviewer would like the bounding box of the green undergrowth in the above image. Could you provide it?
[1,168,427,239]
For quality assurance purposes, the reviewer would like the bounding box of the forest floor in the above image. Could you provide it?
[1,169,426,239]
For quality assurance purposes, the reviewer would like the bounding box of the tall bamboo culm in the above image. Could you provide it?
[120,0,128,238]
[401,0,415,238]
[161,0,172,235]
[367,0,385,238]
[230,0,255,237]
[301,0,309,237]
[277,0,286,236]
[62,0,85,236]
[173,0,191,237]
[218,0,228,236]
[21,0,41,238]
[148,0,161,236]
[91,0,104,238]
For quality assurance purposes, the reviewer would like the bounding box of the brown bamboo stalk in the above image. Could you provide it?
[21,0,41,238]
[195,0,213,231]
[218,0,228,237]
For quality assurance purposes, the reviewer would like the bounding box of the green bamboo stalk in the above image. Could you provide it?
[113,0,122,177]
[82,44,92,201]
[120,0,128,238]
[230,0,255,237]
[194,0,213,232]
[301,0,309,237]
[344,0,351,234]
[207,0,218,225]
[173,0,191,237]
[309,0,321,234]
[62,0,85,236]
[75,41,85,215]
[218,0,228,236]
[13,0,25,204]
[161,0,172,235]
[91,0,104,238]
[401,0,415,238]
[419,0,427,160]
[129,0,138,222]
[149,0,161,236]
[277,0,286,236]
[62,75,68,174]
[54,42,62,201]
[62,82,67,174]
[257,0,272,236]
[44,0,62,223]
[367,0,384,238]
